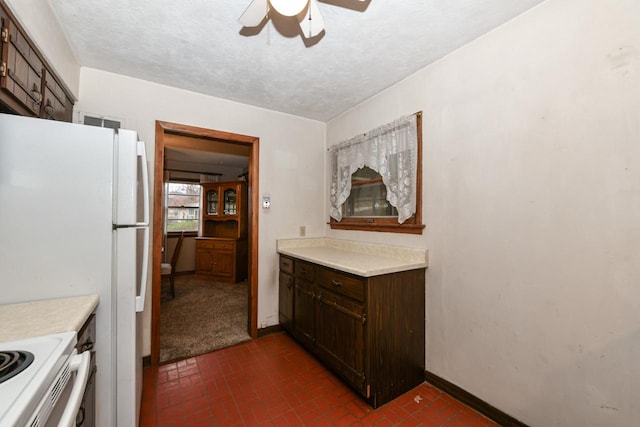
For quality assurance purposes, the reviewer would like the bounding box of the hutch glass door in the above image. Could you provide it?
[207,188,218,215]
[223,188,237,215]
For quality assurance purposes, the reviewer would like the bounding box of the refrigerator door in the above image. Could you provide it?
[113,135,149,427]
[114,227,144,427]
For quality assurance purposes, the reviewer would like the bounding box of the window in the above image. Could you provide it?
[166,182,201,232]
[329,112,424,234]
[343,167,399,218]
[80,112,123,130]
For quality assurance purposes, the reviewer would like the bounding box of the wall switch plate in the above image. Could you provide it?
[299,226,306,236]
[262,194,271,209]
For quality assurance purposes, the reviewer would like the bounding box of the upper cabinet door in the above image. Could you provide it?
[206,188,218,215]
[42,69,73,121]
[223,187,237,215]
[0,1,75,121]
[1,19,43,116]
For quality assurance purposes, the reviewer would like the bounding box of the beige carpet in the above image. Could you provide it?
[159,274,251,363]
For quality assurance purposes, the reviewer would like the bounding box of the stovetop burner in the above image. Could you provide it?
[0,332,76,425]
[0,350,34,384]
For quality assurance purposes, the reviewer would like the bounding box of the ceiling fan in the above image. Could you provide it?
[239,0,365,39]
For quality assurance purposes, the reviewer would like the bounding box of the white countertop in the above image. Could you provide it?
[277,238,428,277]
[0,294,99,343]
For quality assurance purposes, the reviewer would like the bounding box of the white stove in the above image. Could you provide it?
[0,332,77,426]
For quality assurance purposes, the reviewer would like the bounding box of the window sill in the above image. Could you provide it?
[167,231,198,238]
[329,220,425,235]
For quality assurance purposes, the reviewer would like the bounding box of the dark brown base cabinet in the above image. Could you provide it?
[278,255,426,408]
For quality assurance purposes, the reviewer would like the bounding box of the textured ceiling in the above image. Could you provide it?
[48,0,545,122]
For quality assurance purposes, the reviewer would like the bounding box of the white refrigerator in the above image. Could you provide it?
[0,113,150,427]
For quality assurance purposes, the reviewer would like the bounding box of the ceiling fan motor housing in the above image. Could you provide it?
[269,0,308,16]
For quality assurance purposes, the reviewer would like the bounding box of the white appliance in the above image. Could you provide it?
[0,113,150,427]
[0,332,91,426]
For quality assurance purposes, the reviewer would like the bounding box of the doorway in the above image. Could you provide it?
[151,121,259,365]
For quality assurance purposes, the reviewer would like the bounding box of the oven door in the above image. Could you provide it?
[33,350,91,427]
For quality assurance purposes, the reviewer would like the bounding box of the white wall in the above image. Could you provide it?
[76,68,326,355]
[4,0,80,98]
[326,0,640,425]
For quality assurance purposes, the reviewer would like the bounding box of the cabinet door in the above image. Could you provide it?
[223,187,237,215]
[278,271,294,331]
[1,19,43,116]
[42,70,72,121]
[315,289,366,396]
[293,279,315,349]
[213,250,234,278]
[195,249,214,274]
[206,187,218,215]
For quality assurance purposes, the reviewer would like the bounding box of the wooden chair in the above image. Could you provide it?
[161,231,185,298]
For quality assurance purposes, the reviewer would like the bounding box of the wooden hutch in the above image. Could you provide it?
[195,181,248,283]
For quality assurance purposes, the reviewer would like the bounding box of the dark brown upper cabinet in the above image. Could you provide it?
[0,0,74,121]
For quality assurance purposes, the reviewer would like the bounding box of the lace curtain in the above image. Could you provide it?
[329,114,418,223]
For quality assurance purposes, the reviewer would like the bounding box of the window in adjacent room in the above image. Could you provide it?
[329,112,424,234]
[165,182,201,232]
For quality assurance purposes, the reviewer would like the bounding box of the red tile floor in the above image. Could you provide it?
[140,332,498,427]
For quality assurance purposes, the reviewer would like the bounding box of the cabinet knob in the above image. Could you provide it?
[331,280,343,288]
[31,83,42,105]
[44,99,54,118]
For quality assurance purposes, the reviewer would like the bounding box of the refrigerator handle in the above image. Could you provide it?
[136,225,150,312]
[136,140,150,226]
[134,140,150,312]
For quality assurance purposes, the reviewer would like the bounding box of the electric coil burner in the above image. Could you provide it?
[0,350,34,384]
[0,331,77,426]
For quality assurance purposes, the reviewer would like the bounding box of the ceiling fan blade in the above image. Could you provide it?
[299,0,325,38]
[238,0,268,27]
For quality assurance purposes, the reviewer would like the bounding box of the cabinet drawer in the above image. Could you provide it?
[318,269,365,302]
[213,240,235,251]
[196,239,235,250]
[279,256,294,274]
[295,260,315,282]
[196,239,214,249]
